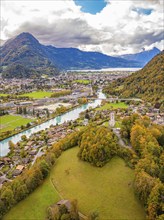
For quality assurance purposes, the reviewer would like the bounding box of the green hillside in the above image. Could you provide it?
[104,51,164,105]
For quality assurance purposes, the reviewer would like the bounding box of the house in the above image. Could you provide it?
[29,150,37,155]
[12,169,22,176]
[12,165,25,177]
[3,157,11,164]
[57,200,71,212]
[16,165,25,172]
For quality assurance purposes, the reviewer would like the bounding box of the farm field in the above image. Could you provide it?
[19,91,53,99]
[96,102,128,110]
[3,177,60,220]
[0,115,34,133]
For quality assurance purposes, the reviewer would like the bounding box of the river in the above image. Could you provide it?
[0,90,106,157]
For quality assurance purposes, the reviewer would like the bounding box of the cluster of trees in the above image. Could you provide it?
[46,200,79,220]
[0,109,9,116]
[78,97,88,104]
[121,113,164,219]
[78,126,118,167]
[51,90,71,98]
[104,51,164,106]
[16,106,27,115]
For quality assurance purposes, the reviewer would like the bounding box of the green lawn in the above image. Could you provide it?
[74,79,91,85]
[0,93,8,97]
[0,115,33,133]
[3,177,60,220]
[19,91,53,99]
[4,148,145,220]
[96,102,128,110]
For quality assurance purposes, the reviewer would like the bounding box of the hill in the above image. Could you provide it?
[118,47,160,66]
[104,51,164,105]
[0,32,142,72]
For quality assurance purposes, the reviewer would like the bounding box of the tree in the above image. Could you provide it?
[130,124,146,155]
[147,182,164,220]
[23,107,27,115]
[8,140,15,153]
[38,160,50,178]
[11,179,28,202]
[78,126,118,167]
[1,187,15,209]
[21,135,27,141]
[134,171,157,205]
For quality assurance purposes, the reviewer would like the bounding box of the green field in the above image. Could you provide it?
[0,93,9,97]
[4,148,145,220]
[0,115,33,133]
[74,79,91,85]
[3,177,60,220]
[96,102,128,110]
[19,91,53,99]
[52,148,145,219]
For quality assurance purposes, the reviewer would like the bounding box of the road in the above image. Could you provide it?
[112,128,131,148]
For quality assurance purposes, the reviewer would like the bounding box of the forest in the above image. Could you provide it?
[104,51,164,107]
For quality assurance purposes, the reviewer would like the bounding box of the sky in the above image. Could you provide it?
[1,0,164,55]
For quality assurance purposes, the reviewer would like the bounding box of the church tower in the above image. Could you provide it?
[109,112,115,127]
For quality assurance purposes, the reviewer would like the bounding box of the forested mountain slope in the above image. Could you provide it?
[104,51,164,104]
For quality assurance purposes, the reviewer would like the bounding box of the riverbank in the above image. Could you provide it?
[0,91,103,157]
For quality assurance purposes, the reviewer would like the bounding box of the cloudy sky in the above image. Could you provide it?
[1,0,164,55]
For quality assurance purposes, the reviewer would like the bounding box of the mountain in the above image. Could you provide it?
[1,64,39,79]
[104,51,164,104]
[0,33,53,68]
[118,47,160,66]
[0,32,142,72]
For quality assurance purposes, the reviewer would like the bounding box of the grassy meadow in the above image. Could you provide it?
[3,177,60,220]
[4,147,145,220]
[96,102,128,110]
[19,91,53,99]
[0,115,33,133]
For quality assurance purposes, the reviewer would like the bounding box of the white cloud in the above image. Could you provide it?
[1,0,164,55]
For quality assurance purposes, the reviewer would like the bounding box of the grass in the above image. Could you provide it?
[103,120,122,128]
[4,148,146,220]
[52,148,145,219]
[74,79,91,85]
[0,115,33,133]
[19,91,53,99]
[3,177,60,220]
[0,93,8,96]
[96,102,128,110]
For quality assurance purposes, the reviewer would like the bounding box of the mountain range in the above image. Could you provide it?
[0,32,160,73]
[104,50,164,104]
[117,47,160,66]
